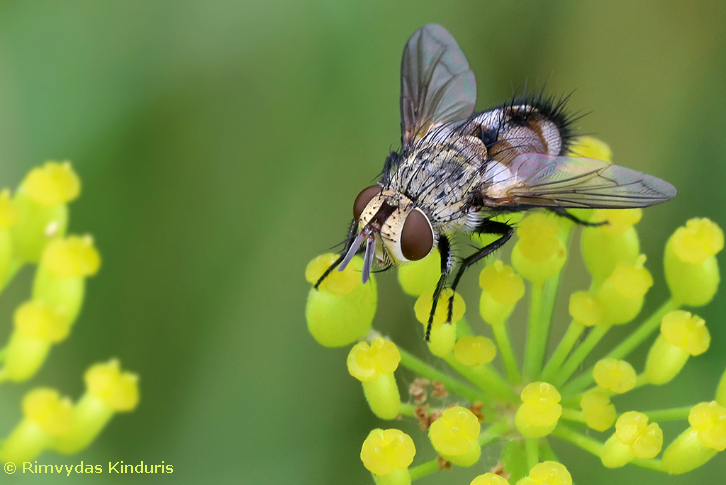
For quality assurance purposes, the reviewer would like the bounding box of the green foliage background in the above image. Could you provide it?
[0,1,724,483]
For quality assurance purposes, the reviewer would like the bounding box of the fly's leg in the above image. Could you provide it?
[314,219,359,289]
[446,220,514,322]
[548,208,607,227]
[425,235,452,341]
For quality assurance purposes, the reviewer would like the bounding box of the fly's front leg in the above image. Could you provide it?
[425,234,452,341]
[548,208,607,227]
[314,219,358,289]
[447,220,514,321]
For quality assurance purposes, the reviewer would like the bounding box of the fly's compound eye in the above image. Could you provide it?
[353,185,382,220]
[400,208,434,261]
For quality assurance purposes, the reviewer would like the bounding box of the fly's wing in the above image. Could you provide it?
[400,24,476,148]
[481,153,676,208]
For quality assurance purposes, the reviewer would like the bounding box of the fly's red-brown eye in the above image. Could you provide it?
[401,209,433,261]
[353,185,382,220]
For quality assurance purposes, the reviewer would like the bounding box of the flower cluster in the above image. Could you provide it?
[305,137,725,484]
[0,162,139,464]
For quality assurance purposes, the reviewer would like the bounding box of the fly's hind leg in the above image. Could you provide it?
[425,234,452,341]
[445,220,515,322]
[548,207,607,227]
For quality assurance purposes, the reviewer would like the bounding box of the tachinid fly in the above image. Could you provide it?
[315,24,676,340]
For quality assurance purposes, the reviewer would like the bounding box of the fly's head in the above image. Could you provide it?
[338,185,435,284]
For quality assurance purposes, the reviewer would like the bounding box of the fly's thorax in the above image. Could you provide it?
[354,187,435,265]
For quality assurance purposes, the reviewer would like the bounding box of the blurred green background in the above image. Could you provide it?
[0,0,724,483]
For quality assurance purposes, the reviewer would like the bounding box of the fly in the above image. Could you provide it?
[315,24,676,341]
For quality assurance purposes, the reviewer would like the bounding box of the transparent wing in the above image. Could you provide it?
[484,153,676,208]
[400,24,477,147]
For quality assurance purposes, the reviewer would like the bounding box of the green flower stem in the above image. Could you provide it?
[524,281,544,379]
[631,458,663,472]
[551,423,603,457]
[442,355,518,403]
[409,459,439,481]
[490,321,522,385]
[456,316,473,337]
[540,438,559,462]
[525,437,539,470]
[540,321,585,383]
[535,273,562,374]
[562,299,679,396]
[553,323,612,389]
[478,420,510,446]
[605,299,679,360]
[398,348,485,404]
[398,403,416,417]
[642,406,692,422]
[0,259,22,293]
[560,408,586,423]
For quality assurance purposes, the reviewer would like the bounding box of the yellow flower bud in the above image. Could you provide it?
[0,188,19,228]
[42,235,101,278]
[568,136,612,162]
[471,473,511,485]
[511,213,567,284]
[398,251,440,297]
[597,255,652,325]
[0,301,69,382]
[360,428,415,478]
[662,401,726,474]
[21,161,81,207]
[665,218,723,306]
[568,291,602,327]
[429,406,481,466]
[593,358,637,394]
[54,360,140,455]
[454,335,496,367]
[581,209,641,287]
[348,338,401,420]
[10,162,80,262]
[414,289,464,356]
[305,254,377,347]
[601,412,662,468]
[479,260,524,325]
[31,235,101,327]
[580,388,616,431]
[645,311,709,385]
[517,461,572,485]
[515,382,562,438]
[0,388,74,464]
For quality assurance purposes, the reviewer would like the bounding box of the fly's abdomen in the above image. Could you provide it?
[458,97,573,164]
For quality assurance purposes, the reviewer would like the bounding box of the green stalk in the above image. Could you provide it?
[478,420,510,446]
[631,458,663,472]
[553,323,612,389]
[398,403,416,417]
[398,348,485,404]
[605,299,679,360]
[443,355,518,403]
[524,281,544,379]
[559,408,586,423]
[534,273,562,377]
[540,438,559,462]
[642,406,692,422]
[491,321,522,385]
[562,299,679,396]
[551,423,603,457]
[540,321,585,383]
[525,438,539,470]
[409,459,439,481]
